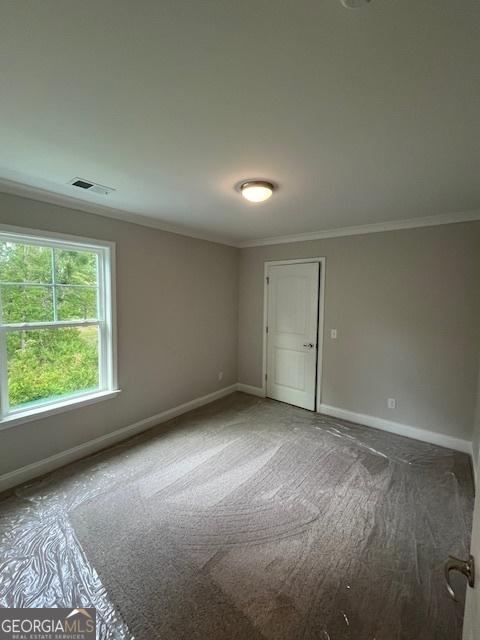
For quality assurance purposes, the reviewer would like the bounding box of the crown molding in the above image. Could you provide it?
[237,210,480,248]
[2,177,479,250]
[0,178,236,247]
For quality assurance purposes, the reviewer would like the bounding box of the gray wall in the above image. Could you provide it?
[0,192,238,475]
[1,192,479,477]
[238,222,480,441]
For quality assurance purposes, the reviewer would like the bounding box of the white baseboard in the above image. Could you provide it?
[0,384,237,493]
[236,383,266,398]
[318,403,471,454]
[1,387,472,494]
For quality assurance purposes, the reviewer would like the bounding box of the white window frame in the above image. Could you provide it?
[0,224,119,430]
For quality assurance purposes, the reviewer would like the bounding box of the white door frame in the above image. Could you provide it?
[262,257,326,411]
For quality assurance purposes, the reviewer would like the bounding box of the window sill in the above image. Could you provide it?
[0,389,122,431]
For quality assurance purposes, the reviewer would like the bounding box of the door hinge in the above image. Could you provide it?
[265,373,268,381]
[266,276,270,285]
[265,326,269,334]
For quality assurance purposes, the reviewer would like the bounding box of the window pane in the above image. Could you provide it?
[56,286,97,320]
[7,326,100,409]
[55,249,97,286]
[0,241,52,283]
[1,285,54,323]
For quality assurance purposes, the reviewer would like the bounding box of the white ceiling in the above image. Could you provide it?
[1,0,479,245]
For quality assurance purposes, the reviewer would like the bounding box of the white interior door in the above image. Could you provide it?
[463,455,479,639]
[266,262,319,411]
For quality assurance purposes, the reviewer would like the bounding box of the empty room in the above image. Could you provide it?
[0,1,480,639]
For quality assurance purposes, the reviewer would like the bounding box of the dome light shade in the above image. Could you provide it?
[240,181,274,203]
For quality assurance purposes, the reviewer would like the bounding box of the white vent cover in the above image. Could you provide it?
[69,178,115,195]
[340,0,371,7]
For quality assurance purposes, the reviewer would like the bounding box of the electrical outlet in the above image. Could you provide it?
[218,371,224,381]
[387,398,396,409]
[331,329,337,339]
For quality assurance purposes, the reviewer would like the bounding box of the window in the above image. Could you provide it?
[0,228,117,425]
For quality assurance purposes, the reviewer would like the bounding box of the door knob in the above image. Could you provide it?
[445,554,475,601]
[303,343,315,348]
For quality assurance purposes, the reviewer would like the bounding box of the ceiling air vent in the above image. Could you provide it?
[340,0,371,7]
[69,178,115,195]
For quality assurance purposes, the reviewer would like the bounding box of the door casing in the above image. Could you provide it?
[262,257,326,411]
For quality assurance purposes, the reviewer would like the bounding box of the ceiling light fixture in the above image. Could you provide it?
[240,181,274,203]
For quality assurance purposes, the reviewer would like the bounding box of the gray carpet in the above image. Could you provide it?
[64,393,473,640]
[0,393,474,638]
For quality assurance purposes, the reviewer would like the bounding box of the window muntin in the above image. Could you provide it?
[0,232,114,420]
